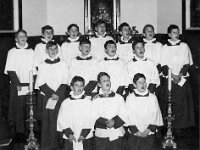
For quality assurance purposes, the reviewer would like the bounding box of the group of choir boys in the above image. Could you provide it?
[4,20,195,150]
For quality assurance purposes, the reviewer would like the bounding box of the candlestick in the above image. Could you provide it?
[168,68,172,91]
[29,70,33,93]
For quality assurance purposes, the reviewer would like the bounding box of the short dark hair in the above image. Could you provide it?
[133,73,146,84]
[46,41,57,50]
[67,24,79,32]
[70,76,85,86]
[41,25,54,34]
[104,40,116,49]
[118,22,130,32]
[80,38,91,45]
[15,29,27,38]
[95,20,107,27]
[167,24,179,33]
[143,24,154,33]
[97,72,110,82]
[132,39,144,50]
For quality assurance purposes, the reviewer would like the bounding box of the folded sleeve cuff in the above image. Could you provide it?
[180,64,190,76]
[40,83,55,97]
[81,129,91,138]
[113,115,125,129]
[7,71,20,86]
[129,125,139,134]
[116,86,125,95]
[147,124,157,132]
[148,83,156,93]
[95,117,108,129]
[63,128,74,138]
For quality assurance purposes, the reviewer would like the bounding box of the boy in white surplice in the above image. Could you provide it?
[126,73,163,150]
[57,76,93,150]
[93,72,127,150]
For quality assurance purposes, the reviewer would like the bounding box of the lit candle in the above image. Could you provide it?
[29,70,33,93]
[168,68,172,91]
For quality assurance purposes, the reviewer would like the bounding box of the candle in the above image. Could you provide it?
[113,0,117,30]
[29,70,33,93]
[88,0,91,30]
[168,68,172,91]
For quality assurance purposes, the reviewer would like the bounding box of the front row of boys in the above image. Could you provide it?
[57,72,163,150]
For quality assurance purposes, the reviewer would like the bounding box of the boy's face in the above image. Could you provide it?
[96,23,106,35]
[120,26,131,38]
[133,42,145,59]
[43,29,53,42]
[15,32,27,46]
[168,28,179,41]
[144,26,155,40]
[98,75,111,91]
[105,43,117,57]
[46,45,58,58]
[71,81,84,96]
[68,26,79,39]
[79,43,91,56]
[134,77,147,92]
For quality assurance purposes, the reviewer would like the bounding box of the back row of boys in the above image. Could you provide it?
[4,20,194,150]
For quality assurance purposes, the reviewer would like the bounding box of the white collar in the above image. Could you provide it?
[68,36,80,42]
[41,38,49,43]
[168,39,181,45]
[95,32,107,37]
[134,55,147,61]
[133,89,149,96]
[16,42,29,49]
[121,36,132,43]
[99,88,112,95]
[70,91,85,99]
[143,38,156,43]
[105,54,119,60]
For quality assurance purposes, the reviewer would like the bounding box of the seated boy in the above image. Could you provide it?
[90,20,113,60]
[117,22,135,62]
[98,40,128,95]
[93,72,127,150]
[36,41,69,150]
[57,76,93,150]
[61,24,84,66]
[126,39,160,93]
[34,25,62,69]
[126,73,163,150]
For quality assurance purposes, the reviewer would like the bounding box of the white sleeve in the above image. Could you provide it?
[4,50,16,74]
[125,95,136,126]
[126,63,134,85]
[57,102,72,132]
[35,64,46,89]
[61,62,69,85]
[34,44,43,68]
[149,96,163,126]
[118,96,128,125]
[149,64,160,86]
[185,44,193,65]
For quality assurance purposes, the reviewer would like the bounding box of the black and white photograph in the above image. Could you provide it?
[0,0,199,150]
